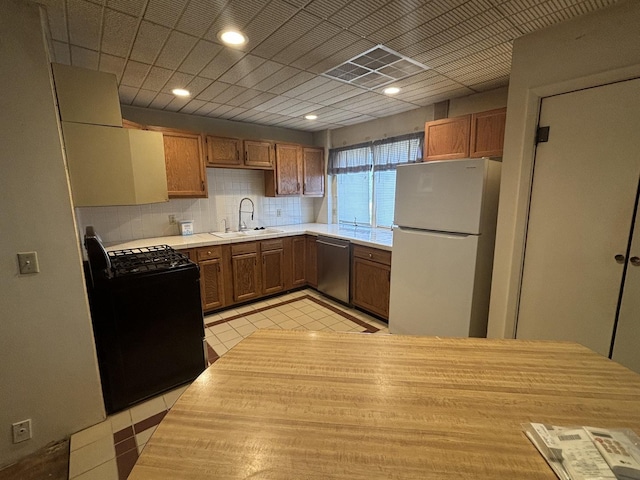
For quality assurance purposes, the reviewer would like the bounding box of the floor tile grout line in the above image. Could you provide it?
[204,294,308,328]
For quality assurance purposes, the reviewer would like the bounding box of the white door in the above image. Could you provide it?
[389,227,479,337]
[394,159,489,234]
[612,202,640,372]
[516,79,640,357]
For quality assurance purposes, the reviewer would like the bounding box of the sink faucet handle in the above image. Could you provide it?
[221,218,230,232]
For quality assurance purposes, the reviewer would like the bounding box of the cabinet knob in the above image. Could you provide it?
[630,256,640,266]
[207,251,212,255]
[615,254,626,264]
[369,253,373,258]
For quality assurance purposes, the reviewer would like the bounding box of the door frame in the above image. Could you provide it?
[490,67,640,340]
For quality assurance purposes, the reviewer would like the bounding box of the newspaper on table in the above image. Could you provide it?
[523,423,640,480]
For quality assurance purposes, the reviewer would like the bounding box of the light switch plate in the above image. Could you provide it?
[18,252,39,274]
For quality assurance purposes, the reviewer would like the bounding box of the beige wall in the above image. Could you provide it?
[487,0,640,338]
[0,1,104,466]
[121,105,315,145]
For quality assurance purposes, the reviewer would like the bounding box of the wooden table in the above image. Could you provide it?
[129,330,640,479]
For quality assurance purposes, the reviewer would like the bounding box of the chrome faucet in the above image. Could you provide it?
[238,197,254,231]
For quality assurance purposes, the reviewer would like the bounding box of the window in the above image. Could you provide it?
[329,133,423,228]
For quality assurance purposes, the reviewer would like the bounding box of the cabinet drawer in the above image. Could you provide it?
[231,242,258,256]
[353,245,391,266]
[197,245,222,261]
[261,239,283,251]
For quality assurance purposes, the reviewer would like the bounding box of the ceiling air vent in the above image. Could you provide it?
[323,45,429,90]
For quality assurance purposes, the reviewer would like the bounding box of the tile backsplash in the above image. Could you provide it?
[76,168,318,244]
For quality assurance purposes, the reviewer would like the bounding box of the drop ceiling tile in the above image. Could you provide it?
[292,31,369,71]
[242,0,299,48]
[175,0,226,38]
[251,66,306,93]
[210,84,249,105]
[276,100,319,117]
[148,92,174,109]
[120,60,151,87]
[52,40,71,64]
[118,85,139,104]
[205,104,236,117]
[67,0,102,50]
[236,92,278,109]
[467,75,510,91]
[71,45,99,69]
[199,49,246,80]
[310,85,365,106]
[185,76,213,98]
[222,107,249,120]
[132,88,157,107]
[179,99,207,114]
[165,71,195,93]
[224,88,263,107]
[281,76,332,99]
[156,31,198,70]
[273,21,342,66]
[235,61,286,89]
[101,8,137,58]
[41,0,68,42]
[327,0,388,29]
[193,102,220,116]
[218,55,266,84]
[141,66,174,90]
[178,40,223,75]
[290,78,345,101]
[267,70,317,95]
[304,0,351,19]
[196,81,232,101]
[251,11,322,59]
[252,95,293,113]
[98,53,126,81]
[130,21,171,64]
[203,0,269,43]
[164,96,191,112]
[106,0,145,17]
[144,0,188,28]
[349,0,425,38]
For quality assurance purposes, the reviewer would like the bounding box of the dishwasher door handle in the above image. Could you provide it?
[317,240,349,248]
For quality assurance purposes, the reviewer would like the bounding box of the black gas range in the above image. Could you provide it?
[84,227,207,414]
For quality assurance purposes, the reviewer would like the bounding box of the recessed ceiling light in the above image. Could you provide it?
[218,30,247,46]
[305,114,318,120]
[172,88,190,97]
[383,87,401,95]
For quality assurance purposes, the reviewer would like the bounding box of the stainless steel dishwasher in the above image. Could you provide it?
[316,235,351,305]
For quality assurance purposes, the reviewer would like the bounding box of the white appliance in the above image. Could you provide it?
[389,158,501,337]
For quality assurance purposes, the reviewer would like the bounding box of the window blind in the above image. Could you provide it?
[373,132,423,171]
[327,142,372,175]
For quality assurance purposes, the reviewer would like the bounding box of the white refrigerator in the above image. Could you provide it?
[389,158,501,337]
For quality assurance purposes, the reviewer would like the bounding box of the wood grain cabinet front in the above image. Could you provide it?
[305,235,318,288]
[231,243,260,303]
[261,239,285,295]
[351,245,392,319]
[470,107,507,158]
[205,136,242,167]
[244,140,274,169]
[196,246,225,311]
[153,129,207,198]
[302,147,325,197]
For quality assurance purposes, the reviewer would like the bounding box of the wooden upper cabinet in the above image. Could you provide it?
[302,147,325,197]
[470,107,507,158]
[156,129,207,198]
[275,144,302,195]
[424,115,471,161]
[205,136,242,167]
[244,140,274,169]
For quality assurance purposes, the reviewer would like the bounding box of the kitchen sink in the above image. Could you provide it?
[210,228,284,239]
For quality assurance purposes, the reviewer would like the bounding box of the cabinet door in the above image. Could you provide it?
[160,130,207,198]
[291,236,306,287]
[306,236,318,288]
[205,136,242,167]
[261,249,284,295]
[244,140,273,169]
[200,258,224,311]
[302,147,324,196]
[351,257,391,319]
[275,144,301,195]
[470,108,506,158]
[424,115,470,161]
[232,252,259,302]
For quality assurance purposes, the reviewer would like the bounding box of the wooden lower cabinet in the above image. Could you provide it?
[291,236,306,287]
[261,239,284,295]
[305,235,318,288]
[200,258,224,310]
[351,245,391,319]
[231,243,260,303]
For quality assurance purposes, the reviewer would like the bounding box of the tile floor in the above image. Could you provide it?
[68,288,388,479]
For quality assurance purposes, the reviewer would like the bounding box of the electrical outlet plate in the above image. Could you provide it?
[276,209,281,217]
[17,252,39,274]
[12,419,32,443]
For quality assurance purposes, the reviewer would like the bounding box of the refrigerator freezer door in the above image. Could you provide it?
[389,227,480,337]
[394,159,490,234]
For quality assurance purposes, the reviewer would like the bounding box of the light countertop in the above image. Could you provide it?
[105,223,393,252]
